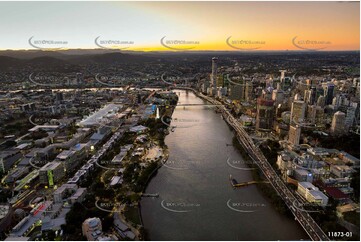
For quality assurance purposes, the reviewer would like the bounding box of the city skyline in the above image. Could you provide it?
[0,1,359,241]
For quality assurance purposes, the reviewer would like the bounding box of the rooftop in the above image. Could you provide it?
[40,161,62,171]
[78,104,122,126]
[298,181,318,190]
[56,150,76,160]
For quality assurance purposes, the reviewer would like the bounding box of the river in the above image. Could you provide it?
[140,89,308,241]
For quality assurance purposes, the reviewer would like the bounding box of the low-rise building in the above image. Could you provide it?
[56,143,88,172]
[297,182,328,206]
[0,149,22,173]
[69,188,87,204]
[294,169,313,183]
[330,165,355,178]
[4,166,30,184]
[4,237,30,241]
[306,147,330,156]
[53,184,78,203]
[39,161,65,186]
[82,217,103,241]
[113,213,136,240]
[129,125,148,133]
[339,151,360,167]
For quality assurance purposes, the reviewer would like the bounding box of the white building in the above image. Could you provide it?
[291,100,306,124]
[288,125,301,146]
[297,182,328,206]
[330,111,346,135]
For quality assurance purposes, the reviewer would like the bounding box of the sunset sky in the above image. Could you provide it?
[0,1,359,51]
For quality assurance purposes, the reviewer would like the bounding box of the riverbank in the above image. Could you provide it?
[132,97,177,239]
[231,136,291,216]
[67,91,179,240]
[140,89,309,240]
[186,87,291,216]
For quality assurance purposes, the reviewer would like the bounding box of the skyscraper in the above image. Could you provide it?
[331,111,346,135]
[280,70,286,82]
[317,95,325,107]
[256,91,274,131]
[210,57,218,95]
[323,83,335,105]
[288,124,301,146]
[245,81,253,102]
[306,105,324,125]
[272,83,284,106]
[201,81,210,94]
[229,84,244,100]
[222,74,229,88]
[304,86,316,105]
[291,100,306,124]
[345,106,356,129]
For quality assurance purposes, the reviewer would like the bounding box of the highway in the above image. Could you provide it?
[177,87,330,241]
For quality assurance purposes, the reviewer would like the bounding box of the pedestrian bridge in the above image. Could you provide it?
[231,180,269,188]
[229,175,269,188]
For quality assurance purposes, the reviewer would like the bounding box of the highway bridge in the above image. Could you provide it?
[177,87,330,241]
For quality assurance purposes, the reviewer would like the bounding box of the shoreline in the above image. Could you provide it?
[134,87,309,240]
[179,87,292,215]
[134,97,177,240]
